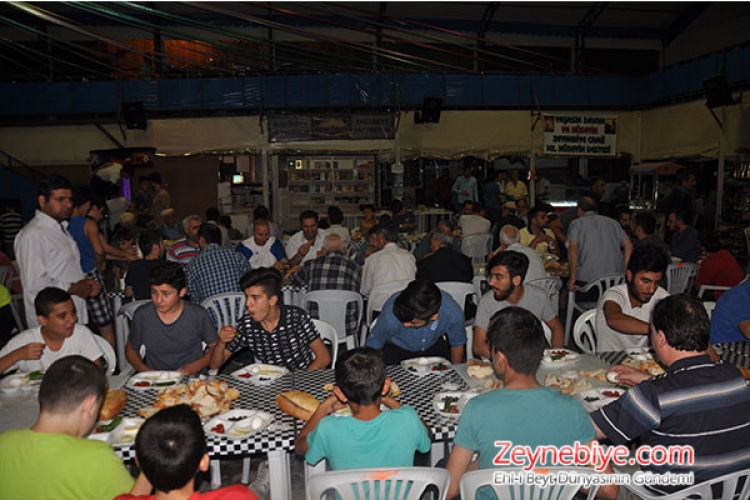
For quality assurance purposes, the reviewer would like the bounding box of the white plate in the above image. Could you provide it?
[0,373,30,392]
[108,417,145,446]
[432,391,478,418]
[204,409,274,440]
[128,371,183,390]
[401,357,453,376]
[578,389,624,410]
[541,349,581,366]
[626,348,654,361]
[230,364,289,385]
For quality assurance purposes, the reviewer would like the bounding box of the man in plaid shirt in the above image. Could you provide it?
[291,234,361,340]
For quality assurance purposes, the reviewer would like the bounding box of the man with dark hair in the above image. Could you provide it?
[593,294,750,495]
[114,405,258,500]
[667,210,701,263]
[185,223,250,305]
[149,172,171,227]
[632,211,670,254]
[167,215,202,266]
[204,207,231,248]
[446,307,613,500]
[0,356,150,499]
[390,199,417,232]
[360,223,416,296]
[490,224,546,282]
[0,287,104,373]
[452,166,479,208]
[519,205,559,256]
[567,196,633,291]
[286,210,328,266]
[365,280,465,364]
[696,231,744,300]
[236,219,288,270]
[15,175,100,327]
[126,262,218,375]
[125,230,165,300]
[474,251,565,357]
[133,175,153,228]
[458,200,491,235]
[595,244,670,351]
[616,206,632,236]
[296,348,430,471]
[210,267,330,371]
[662,168,697,235]
[326,205,351,245]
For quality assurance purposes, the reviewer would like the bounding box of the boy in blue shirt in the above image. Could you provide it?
[295,347,431,470]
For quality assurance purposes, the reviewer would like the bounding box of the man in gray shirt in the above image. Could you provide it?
[473,251,565,358]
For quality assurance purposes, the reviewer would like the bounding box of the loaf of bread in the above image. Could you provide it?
[99,389,127,420]
[276,390,319,421]
[389,380,401,397]
[466,359,494,380]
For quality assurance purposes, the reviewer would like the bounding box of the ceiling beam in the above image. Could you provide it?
[662,2,711,46]
[574,2,609,72]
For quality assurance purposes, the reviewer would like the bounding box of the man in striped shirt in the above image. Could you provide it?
[591,294,750,494]
[167,215,201,266]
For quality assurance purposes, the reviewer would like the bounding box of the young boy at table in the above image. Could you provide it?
[125,262,218,375]
[295,347,431,470]
[0,356,151,500]
[115,404,258,500]
[0,287,104,374]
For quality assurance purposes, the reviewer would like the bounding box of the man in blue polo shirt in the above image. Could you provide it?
[365,280,465,365]
[592,294,750,495]
[710,280,750,343]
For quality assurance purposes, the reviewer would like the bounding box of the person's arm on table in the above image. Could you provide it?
[606,364,650,387]
[125,343,152,373]
[546,316,565,348]
[603,301,649,335]
[739,320,750,340]
[307,337,331,370]
[446,444,477,500]
[209,326,235,370]
[295,393,345,455]
[0,342,44,374]
[472,325,490,360]
[177,340,217,376]
[449,344,465,365]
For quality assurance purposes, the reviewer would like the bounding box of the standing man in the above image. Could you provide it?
[662,168,697,232]
[595,245,670,351]
[185,224,250,305]
[15,175,100,327]
[503,169,528,203]
[519,206,559,256]
[592,295,750,495]
[483,170,505,225]
[149,172,171,228]
[360,224,416,297]
[236,219,288,270]
[474,251,565,356]
[132,175,153,228]
[291,234,361,341]
[286,210,328,266]
[667,210,701,263]
[452,166,478,209]
[168,215,202,266]
[366,280,466,365]
[567,196,633,291]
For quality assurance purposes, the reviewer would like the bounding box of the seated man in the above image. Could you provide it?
[632,211,670,255]
[416,229,473,284]
[458,201,491,236]
[125,262,218,375]
[360,223,416,297]
[413,219,460,261]
[210,268,330,371]
[236,219,288,271]
[595,244,670,352]
[488,224,546,282]
[593,294,750,495]
[0,356,150,499]
[286,210,328,266]
[519,205,559,256]
[115,405,258,500]
[365,280,465,365]
[0,287,103,374]
[446,307,617,500]
[390,199,416,233]
[474,251,565,356]
[296,348,430,470]
[710,279,750,343]
[667,210,701,263]
[125,230,165,301]
[696,231,745,300]
[167,215,202,267]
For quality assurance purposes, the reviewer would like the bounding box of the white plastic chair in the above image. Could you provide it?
[460,467,600,500]
[573,309,597,354]
[566,273,625,344]
[465,325,474,360]
[698,284,731,300]
[542,322,552,347]
[622,467,750,500]
[362,280,411,346]
[437,281,480,316]
[115,299,150,376]
[200,292,246,330]
[312,319,339,366]
[461,233,493,265]
[92,334,117,375]
[666,262,697,295]
[304,290,363,350]
[309,467,451,500]
[703,301,717,319]
[526,276,563,316]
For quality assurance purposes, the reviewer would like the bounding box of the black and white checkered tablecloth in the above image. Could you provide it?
[597,344,750,370]
[113,375,296,461]
[596,351,628,366]
[292,365,470,442]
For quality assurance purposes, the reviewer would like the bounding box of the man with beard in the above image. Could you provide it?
[473,251,565,358]
[594,244,670,351]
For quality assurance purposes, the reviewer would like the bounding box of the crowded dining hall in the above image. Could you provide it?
[3,3,750,500]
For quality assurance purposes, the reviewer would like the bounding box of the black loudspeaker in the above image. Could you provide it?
[121,101,147,130]
[415,96,443,124]
[702,75,735,108]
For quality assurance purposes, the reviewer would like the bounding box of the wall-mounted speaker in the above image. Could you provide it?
[415,96,443,124]
[702,75,735,108]
[121,101,147,130]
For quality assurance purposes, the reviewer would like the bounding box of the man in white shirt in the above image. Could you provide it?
[286,210,328,266]
[360,224,416,296]
[0,287,103,374]
[595,244,670,352]
[14,175,100,327]
[489,224,546,282]
[236,219,289,270]
[458,201,491,236]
